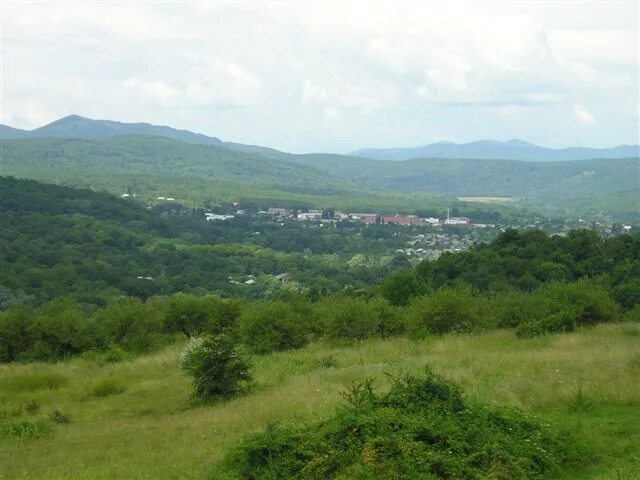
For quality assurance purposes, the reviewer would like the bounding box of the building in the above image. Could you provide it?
[205,213,235,222]
[444,217,470,225]
[267,208,290,217]
[276,273,290,283]
[297,211,322,221]
[350,213,378,224]
[380,214,421,226]
[422,217,441,225]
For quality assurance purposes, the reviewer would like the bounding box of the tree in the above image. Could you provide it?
[180,334,251,402]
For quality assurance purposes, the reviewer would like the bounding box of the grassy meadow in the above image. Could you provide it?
[1,323,639,479]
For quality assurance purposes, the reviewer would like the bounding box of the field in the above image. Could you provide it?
[1,323,639,479]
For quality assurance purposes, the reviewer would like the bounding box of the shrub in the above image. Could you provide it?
[314,296,403,340]
[238,302,308,354]
[380,270,426,306]
[541,279,619,326]
[24,400,40,415]
[407,288,492,335]
[516,309,577,338]
[164,293,240,338]
[91,298,167,354]
[220,368,585,479]
[50,410,71,424]
[180,334,251,403]
[313,354,338,369]
[0,419,53,440]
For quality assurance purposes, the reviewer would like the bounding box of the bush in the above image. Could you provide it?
[407,288,492,335]
[180,334,251,403]
[314,296,403,340]
[0,419,53,440]
[380,270,426,306]
[541,279,619,326]
[164,294,240,338]
[516,309,577,338]
[220,368,585,479]
[238,302,308,354]
[50,410,71,424]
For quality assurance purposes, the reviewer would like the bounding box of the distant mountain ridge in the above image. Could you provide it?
[0,115,283,157]
[351,139,640,161]
[2,115,638,161]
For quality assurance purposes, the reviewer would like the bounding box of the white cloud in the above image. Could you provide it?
[2,1,637,151]
[573,104,598,125]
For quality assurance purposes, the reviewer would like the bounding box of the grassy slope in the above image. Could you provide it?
[1,323,639,479]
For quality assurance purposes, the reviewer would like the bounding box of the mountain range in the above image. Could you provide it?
[1,114,638,222]
[351,139,639,162]
[2,114,638,161]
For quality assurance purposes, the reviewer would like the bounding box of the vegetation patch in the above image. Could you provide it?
[1,372,69,392]
[0,418,53,440]
[85,378,126,398]
[221,368,585,479]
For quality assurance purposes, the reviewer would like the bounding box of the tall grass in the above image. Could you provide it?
[0,324,638,479]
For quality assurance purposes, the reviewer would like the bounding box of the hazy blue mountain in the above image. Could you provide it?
[0,124,31,139]
[1,115,284,157]
[351,139,640,161]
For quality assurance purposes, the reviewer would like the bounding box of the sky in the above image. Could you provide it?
[1,0,639,153]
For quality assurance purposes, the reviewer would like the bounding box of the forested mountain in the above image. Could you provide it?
[0,115,282,156]
[2,118,638,222]
[351,139,640,161]
[0,135,364,196]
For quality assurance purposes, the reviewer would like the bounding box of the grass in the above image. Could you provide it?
[0,323,639,479]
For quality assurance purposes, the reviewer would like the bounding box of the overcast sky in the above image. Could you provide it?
[2,1,639,153]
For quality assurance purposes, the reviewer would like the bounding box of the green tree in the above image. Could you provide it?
[180,334,251,402]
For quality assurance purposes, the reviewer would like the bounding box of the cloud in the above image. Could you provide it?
[123,59,261,107]
[573,104,598,125]
[2,1,637,150]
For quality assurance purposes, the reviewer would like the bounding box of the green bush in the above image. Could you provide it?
[0,419,53,440]
[314,296,403,340]
[180,334,252,403]
[164,293,240,338]
[541,279,619,326]
[516,309,577,338]
[238,302,308,354]
[407,288,492,335]
[220,368,585,479]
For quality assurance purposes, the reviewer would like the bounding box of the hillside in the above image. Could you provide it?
[351,139,640,161]
[0,177,405,306]
[0,135,367,197]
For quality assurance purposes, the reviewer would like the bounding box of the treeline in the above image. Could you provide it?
[2,275,637,363]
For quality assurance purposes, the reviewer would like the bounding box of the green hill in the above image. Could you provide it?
[2,133,637,221]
